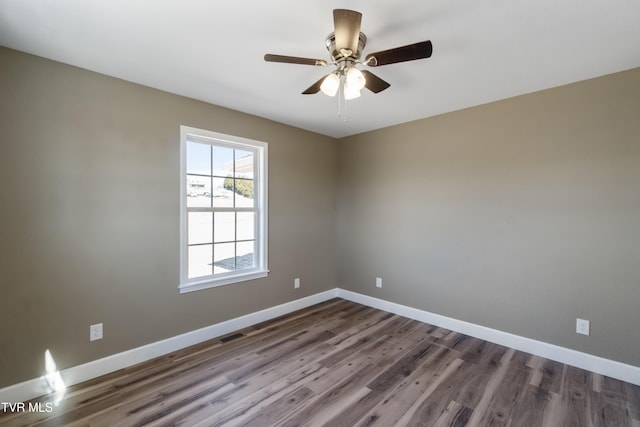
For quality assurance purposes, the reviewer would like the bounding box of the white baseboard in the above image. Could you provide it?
[336,289,640,386]
[0,289,339,403]
[2,286,638,403]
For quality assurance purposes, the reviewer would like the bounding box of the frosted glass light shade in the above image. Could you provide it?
[344,82,361,100]
[346,67,366,90]
[320,73,340,97]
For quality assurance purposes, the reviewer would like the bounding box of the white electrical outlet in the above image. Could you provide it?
[376,277,382,288]
[90,323,103,341]
[576,318,590,336]
[294,278,300,289]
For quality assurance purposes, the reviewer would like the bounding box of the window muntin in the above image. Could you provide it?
[180,126,268,293]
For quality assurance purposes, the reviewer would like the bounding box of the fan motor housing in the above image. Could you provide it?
[325,32,367,62]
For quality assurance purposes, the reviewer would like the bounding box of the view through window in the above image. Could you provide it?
[180,126,268,293]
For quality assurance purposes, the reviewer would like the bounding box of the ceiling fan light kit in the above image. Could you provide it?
[264,8,433,109]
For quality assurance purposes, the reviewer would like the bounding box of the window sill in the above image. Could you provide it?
[179,270,269,294]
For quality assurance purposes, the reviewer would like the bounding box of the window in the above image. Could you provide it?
[179,126,268,293]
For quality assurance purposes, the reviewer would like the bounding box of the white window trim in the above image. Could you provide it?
[179,125,268,294]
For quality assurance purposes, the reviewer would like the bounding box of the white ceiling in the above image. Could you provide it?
[1,0,639,138]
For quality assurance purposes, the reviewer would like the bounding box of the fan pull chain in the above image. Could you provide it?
[342,90,348,122]
[337,82,342,118]
[337,78,348,122]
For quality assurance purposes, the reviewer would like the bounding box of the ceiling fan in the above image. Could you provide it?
[264,9,433,100]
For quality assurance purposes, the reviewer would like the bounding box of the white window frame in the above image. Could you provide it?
[179,125,268,294]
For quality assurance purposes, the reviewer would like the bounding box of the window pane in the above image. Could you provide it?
[235,150,254,179]
[212,177,234,207]
[214,212,235,243]
[236,241,255,270]
[212,145,234,177]
[186,141,211,175]
[213,242,235,273]
[188,212,212,245]
[188,244,212,278]
[186,175,211,207]
[237,212,254,241]
[235,178,254,208]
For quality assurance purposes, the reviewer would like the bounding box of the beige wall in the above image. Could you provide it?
[0,47,338,388]
[337,67,640,366]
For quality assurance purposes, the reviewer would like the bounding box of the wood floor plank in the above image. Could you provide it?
[237,386,316,427]
[228,330,335,384]
[88,370,234,427]
[367,340,444,393]
[561,364,595,426]
[307,336,390,395]
[317,317,412,369]
[461,349,516,424]
[474,372,537,426]
[392,357,467,426]
[276,362,376,427]
[433,400,473,427]
[350,347,458,427]
[188,363,324,427]
[528,356,565,394]
[2,299,639,427]
[510,385,555,426]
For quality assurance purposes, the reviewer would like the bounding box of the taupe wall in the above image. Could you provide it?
[337,67,640,366]
[0,47,338,388]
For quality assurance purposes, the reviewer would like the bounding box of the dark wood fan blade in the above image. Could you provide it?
[365,41,433,66]
[264,54,327,66]
[361,70,391,93]
[333,9,362,55]
[302,75,329,94]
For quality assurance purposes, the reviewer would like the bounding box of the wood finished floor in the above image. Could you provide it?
[1,298,639,427]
